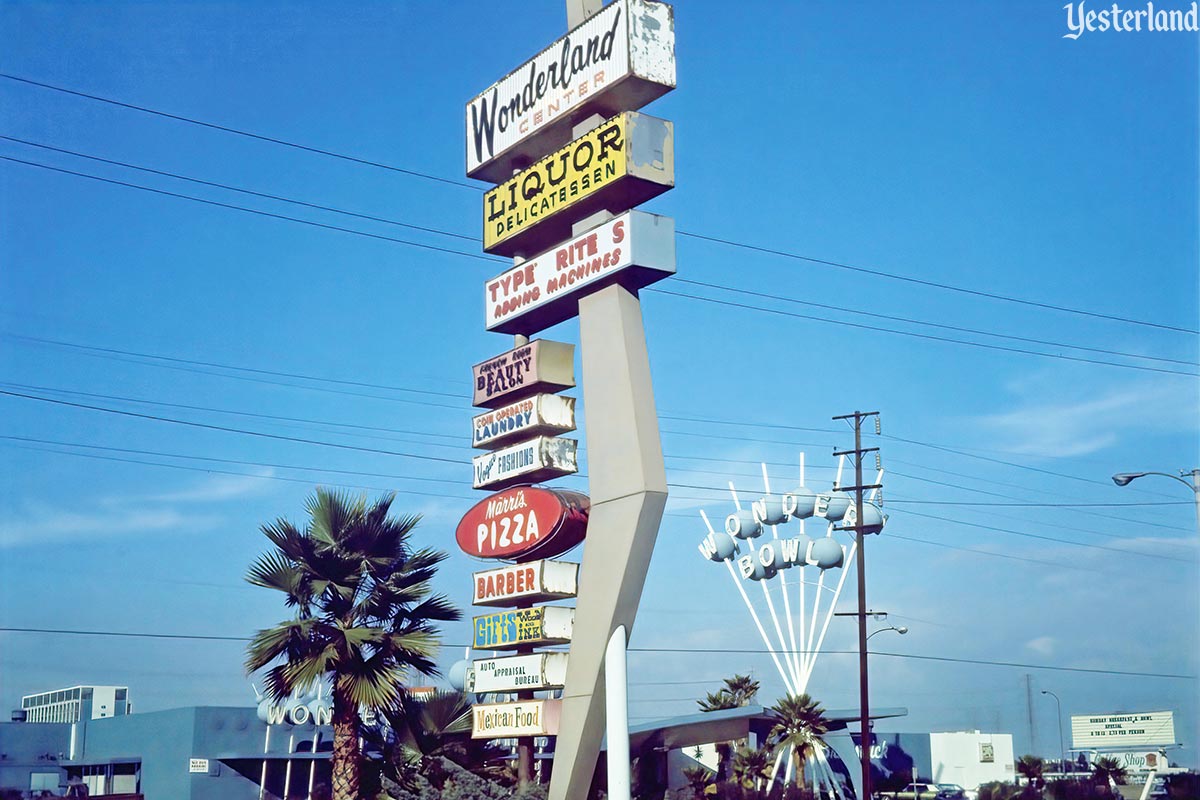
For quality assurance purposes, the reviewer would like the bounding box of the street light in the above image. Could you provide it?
[866,626,908,642]
[1041,690,1066,774]
[1112,469,1200,534]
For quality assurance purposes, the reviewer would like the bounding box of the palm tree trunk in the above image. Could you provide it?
[331,685,362,800]
[794,747,806,793]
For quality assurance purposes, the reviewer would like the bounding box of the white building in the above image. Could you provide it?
[929,731,1016,789]
[20,686,130,724]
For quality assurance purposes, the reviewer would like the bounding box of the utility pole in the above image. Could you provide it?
[833,410,881,800]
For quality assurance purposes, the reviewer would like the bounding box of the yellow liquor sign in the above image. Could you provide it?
[482,111,673,257]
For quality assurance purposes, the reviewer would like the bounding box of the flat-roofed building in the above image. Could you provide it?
[20,686,130,724]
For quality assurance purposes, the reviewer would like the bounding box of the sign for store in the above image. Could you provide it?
[484,210,676,335]
[472,339,575,409]
[473,605,575,649]
[1071,711,1175,749]
[473,393,576,450]
[472,435,578,490]
[471,698,562,739]
[456,486,589,560]
[468,652,570,694]
[482,111,674,257]
[189,759,209,774]
[465,0,675,183]
[473,559,579,607]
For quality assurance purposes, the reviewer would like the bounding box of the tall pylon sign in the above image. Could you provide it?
[459,3,677,799]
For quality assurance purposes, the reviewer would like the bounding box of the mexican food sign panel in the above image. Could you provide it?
[484,210,676,335]
[482,111,674,257]
[472,393,576,450]
[472,699,561,739]
[1071,711,1175,749]
[472,339,576,409]
[456,487,589,561]
[468,652,570,694]
[472,435,578,490]
[472,559,579,607]
[465,0,675,183]
[473,605,575,649]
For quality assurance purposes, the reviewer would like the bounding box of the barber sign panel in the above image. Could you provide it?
[485,211,676,335]
[465,0,675,182]
[473,559,579,607]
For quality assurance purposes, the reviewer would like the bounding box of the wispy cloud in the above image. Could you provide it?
[1024,636,1056,656]
[107,471,277,505]
[0,504,216,548]
[972,373,1198,457]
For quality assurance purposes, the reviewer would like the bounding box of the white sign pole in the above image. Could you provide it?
[606,625,631,800]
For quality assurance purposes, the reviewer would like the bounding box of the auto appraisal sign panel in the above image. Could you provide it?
[1072,711,1175,749]
[468,652,570,694]
[465,0,675,183]
[472,699,561,739]
[482,111,674,257]
[485,211,676,335]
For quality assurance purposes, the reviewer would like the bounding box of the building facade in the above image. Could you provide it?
[20,687,131,725]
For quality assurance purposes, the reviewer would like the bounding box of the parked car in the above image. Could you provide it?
[879,783,967,800]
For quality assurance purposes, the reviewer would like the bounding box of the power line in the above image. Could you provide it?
[0,154,501,264]
[648,287,1198,378]
[0,73,481,190]
[5,72,1194,336]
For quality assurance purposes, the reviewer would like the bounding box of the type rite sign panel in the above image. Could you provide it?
[473,605,575,649]
[465,0,675,183]
[485,210,675,336]
[473,339,575,409]
[468,652,570,694]
[482,111,674,258]
[472,699,561,739]
[473,559,579,607]
[472,435,578,490]
[1071,711,1176,749]
[473,393,576,450]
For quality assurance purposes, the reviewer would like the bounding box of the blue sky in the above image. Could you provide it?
[1,0,1197,771]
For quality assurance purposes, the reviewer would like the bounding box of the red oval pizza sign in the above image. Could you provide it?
[456,487,589,562]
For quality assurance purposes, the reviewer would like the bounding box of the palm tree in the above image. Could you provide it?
[682,764,714,799]
[1091,756,1127,792]
[730,744,773,797]
[698,688,739,786]
[723,674,761,707]
[768,693,830,793]
[244,489,460,800]
[1016,755,1045,796]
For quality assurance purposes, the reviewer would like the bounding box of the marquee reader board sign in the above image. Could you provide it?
[465,0,675,183]
[1071,711,1175,749]
[482,111,674,257]
[456,486,589,561]
[474,605,575,649]
[473,559,579,607]
[472,698,561,739]
[467,652,570,694]
[473,435,578,490]
[473,393,576,450]
[473,339,575,409]
[485,210,676,336]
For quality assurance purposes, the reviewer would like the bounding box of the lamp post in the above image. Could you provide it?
[866,626,908,643]
[1041,690,1066,774]
[1112,469,1200,534]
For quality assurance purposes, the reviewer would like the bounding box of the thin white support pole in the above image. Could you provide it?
[759,578,799,689]
[806,541,858,685]
[260,725,270,800]
[768,748,786,788]
[605,626,631,800]
[723,559,795,695]
[764,464,802,684]
[835,454,845,488]
[307,760,315,800]
[803,562,828,685]
[284,731,294,800]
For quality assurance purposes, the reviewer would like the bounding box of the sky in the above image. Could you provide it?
[1,0,1197,773]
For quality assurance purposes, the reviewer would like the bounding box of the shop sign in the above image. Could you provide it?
[484,210,676,335]
[189,759,209,774]
[465,0,675,183]
[482,111,674,257]
[467,652,570,694]
[472,435,577,490]
[456,487,589,560]
[1071,711,1175,749]
[473,605,575,649]
[471,698,561,739]
[473,559,579,607]
[473,339,575,409]
[473,393,576,450]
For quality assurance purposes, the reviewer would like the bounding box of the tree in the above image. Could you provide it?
[1090,756,1127,792]
[698,688,739,786]
[244,489,460,800]
[723,674,761,708]
[730,745,772,797]
[767,693,830,793]
[682,765,715,799]
[1017,755,1046,795]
